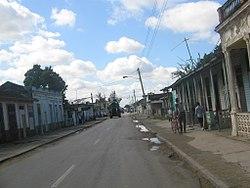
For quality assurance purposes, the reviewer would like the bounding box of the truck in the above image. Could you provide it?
[108,100,121,118]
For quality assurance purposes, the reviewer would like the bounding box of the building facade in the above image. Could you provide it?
[31,87,64,134]
[0,82,34,142]
[216,0,250,136]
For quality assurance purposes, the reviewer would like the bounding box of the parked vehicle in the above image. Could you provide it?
[108,100,121,118]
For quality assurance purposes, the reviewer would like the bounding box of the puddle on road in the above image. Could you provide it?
[135,125,149,132]
[150,137,161,144]
[142,137,161,144]
[142,138,150,141]
[150,146,160,151]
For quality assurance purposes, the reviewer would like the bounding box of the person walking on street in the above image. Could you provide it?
[176,99,186,133]
[195,102,205,130]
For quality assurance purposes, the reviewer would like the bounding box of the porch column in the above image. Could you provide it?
[187,81,192,110]
[23,104,29,138]
[209,68,216,111]
[200,74,208,110]
[244,34,250,70]
[193,77,198,103]
[223,49,238,136]
[15,103,21,139]
[181,83,187,110]
[2,102,9,131]
[222,60,229,109]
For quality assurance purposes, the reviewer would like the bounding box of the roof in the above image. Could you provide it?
[0,81,33,102]
[164,51,223,89]
[147,93,166,101]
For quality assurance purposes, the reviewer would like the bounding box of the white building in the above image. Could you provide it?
[31,87,64,134]
[0,82,34,142]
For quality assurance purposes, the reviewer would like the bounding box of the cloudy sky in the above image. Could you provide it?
[0,0,223,106]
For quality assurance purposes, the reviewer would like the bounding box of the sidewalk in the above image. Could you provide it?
[0,117,107,164]
[135,115,250,188]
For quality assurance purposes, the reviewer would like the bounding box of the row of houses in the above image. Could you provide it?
[135,0,250,137]
[0,81,64,142]
[0,81,108,143]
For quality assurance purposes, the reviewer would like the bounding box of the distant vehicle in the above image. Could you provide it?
[108,100,121,118]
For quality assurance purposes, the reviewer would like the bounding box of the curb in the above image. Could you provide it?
[156,134,229,188]
[0,118,107,164]
[134,115,229,188]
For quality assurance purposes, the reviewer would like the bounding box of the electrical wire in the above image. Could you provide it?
[146,0,168,58]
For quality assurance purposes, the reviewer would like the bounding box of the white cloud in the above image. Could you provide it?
[98,55,153,80]
[145,1,220,42]
[0,0,44,42]
[51,8,76,27]
[107,0,185,25]
[54,60,96,79]
[0,0,177,107]
[38,29,60,38]
[105,37,144,54]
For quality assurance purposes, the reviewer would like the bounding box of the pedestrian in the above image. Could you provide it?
[176,99,186,133]
[168,108,173,122]
[195,102,205,130]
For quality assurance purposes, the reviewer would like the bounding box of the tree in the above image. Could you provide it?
[23,64,43,88]
[171,62,193,79]
[171,44,222,79]
[24,64,68,106]
[24,64,67,92]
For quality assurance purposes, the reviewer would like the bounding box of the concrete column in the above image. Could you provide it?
[223,49,238,136]
[15,103,21,139]
[244,34,250,70]
[181,83,186,110]
[2,102,9,131]
[222,60,229,109]
[193,77,198,103]
[209,68,216,111]
[200,74,208,110]
[23,104,29,138]
[187,81,192,111]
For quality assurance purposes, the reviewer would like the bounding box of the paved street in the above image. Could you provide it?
[0,115,199,188]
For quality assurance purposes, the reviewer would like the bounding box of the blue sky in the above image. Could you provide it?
[0,0,224,105]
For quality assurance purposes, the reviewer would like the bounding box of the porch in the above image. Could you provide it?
[216,0,250,136]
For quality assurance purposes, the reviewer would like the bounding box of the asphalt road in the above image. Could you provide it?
[0,115,200,188]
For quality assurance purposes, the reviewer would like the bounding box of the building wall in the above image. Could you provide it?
[31,88,64,131]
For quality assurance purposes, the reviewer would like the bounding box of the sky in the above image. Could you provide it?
[0,0,225,106]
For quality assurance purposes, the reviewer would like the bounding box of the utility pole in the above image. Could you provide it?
[91,93,93,103]
[91,93,96,120]
[133,89,137,112]
[133,89,137,103]
[137,68,146,97]
[137,68,146,110]
[184,38,195,68]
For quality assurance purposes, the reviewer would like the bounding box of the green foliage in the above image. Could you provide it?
[24,64,67,92]
[24,64,68,107]
[171,44,222,79]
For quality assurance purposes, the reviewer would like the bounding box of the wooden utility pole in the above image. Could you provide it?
[137,68,146,97]
[133,89,137,103]
[137,68,146,110]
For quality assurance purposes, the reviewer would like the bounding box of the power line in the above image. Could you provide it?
[142,0,158,56]
[146,0,168,58]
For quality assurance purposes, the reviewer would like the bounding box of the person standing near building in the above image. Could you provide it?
[168,108,173,122]
[176,98,186,133]
[195,102,205,130]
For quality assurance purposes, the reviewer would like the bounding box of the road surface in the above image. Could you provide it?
[0,115,200,188]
